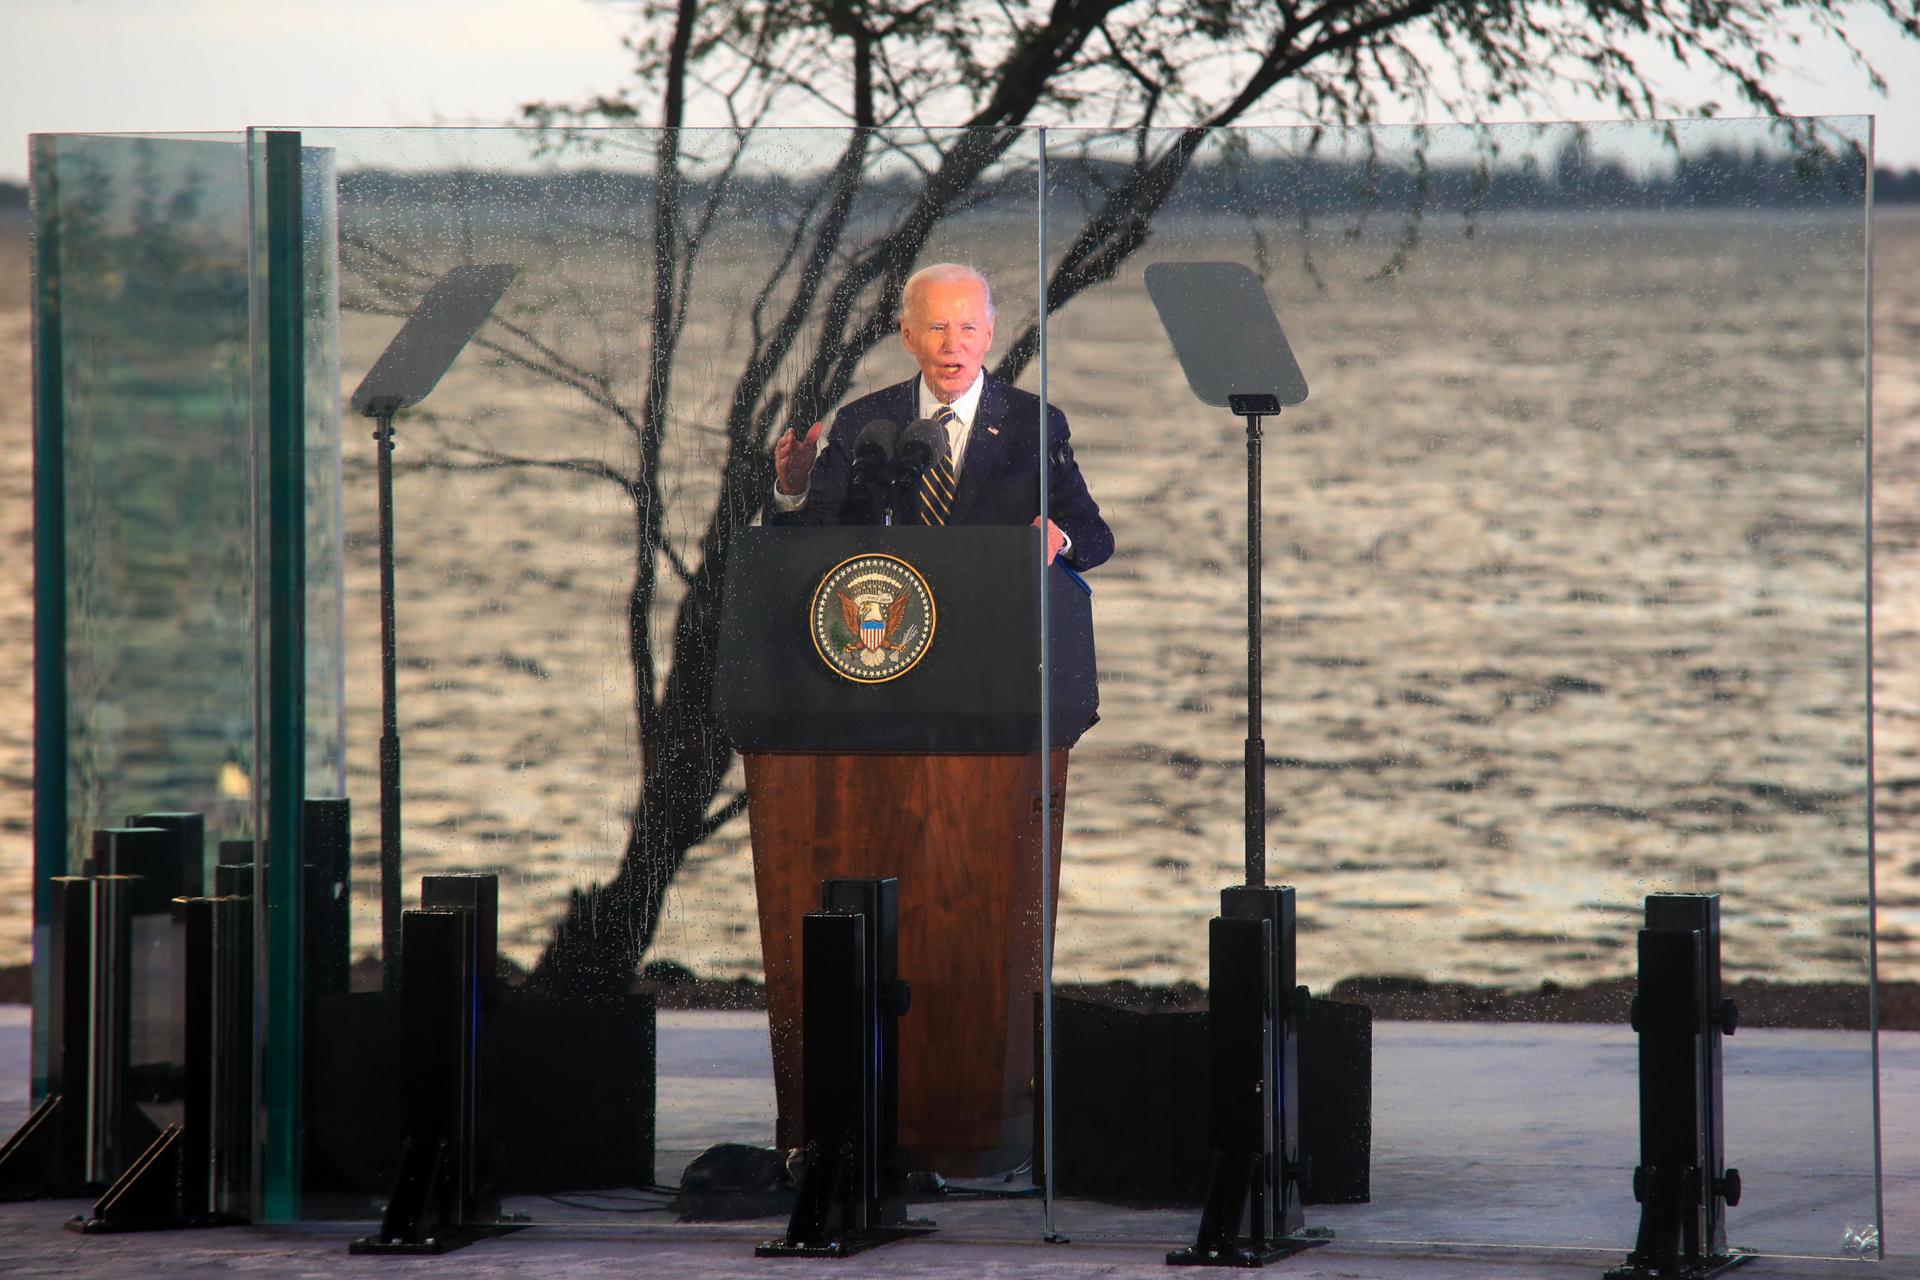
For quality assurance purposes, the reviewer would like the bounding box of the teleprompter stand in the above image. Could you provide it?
[1147,264,1325,1267]
[1607,894,1748,1280]
[760,878,931,1258]
[349,263,517,992]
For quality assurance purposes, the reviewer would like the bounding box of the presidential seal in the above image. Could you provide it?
[810,553,936,684]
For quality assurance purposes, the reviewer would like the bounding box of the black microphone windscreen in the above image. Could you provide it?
[855,417,899,459]
[899,417,947,465]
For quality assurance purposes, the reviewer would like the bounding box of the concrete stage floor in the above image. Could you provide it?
[2,1004,1914,1277]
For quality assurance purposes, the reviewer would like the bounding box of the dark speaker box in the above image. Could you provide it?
[305,988,655,1206]
[1047,992,1370,1206]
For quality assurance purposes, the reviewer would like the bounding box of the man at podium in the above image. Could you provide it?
[741,263,1109,1175]
[767,263,1114,572]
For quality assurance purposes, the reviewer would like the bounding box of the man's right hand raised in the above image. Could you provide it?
[775,421,825,496]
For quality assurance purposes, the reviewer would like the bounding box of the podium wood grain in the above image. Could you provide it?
[745,750,1066,1175]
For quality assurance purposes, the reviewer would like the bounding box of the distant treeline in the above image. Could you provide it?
[1882,167,1920,202]
[327,153,1920,220]
[5,161,1920,219]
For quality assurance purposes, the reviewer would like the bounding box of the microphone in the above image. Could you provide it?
[846,418,898,524]
[890,417,947,517]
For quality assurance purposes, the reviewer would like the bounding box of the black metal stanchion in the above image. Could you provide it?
[760,877,928,1259]
[1170,885,1326,1267]
[420,872,500,1205]
[353,874,520,1255]
[68,892,254,1232]
[1607,893,1747,1280]
[372,400,404,993]
[0,874,146,1199]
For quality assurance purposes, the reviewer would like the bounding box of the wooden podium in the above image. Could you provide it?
[714,526,1097,1175]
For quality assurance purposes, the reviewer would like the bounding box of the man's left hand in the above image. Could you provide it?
[1033,516,1066,565]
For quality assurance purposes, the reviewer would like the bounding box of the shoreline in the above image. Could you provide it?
[2,963,1904,1030]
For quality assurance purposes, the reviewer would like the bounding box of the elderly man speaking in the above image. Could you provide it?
[768,262,1113,571]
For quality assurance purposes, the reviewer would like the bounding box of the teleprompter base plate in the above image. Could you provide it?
[756,1222,935,1258]
[1167,1232,1331,1268]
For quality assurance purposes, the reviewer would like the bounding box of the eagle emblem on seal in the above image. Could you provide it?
[840,589,911,667]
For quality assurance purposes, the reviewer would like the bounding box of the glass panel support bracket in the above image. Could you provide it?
[0,873,156,1201]
[67,891,255,1233]
[1606,893,1749,1280]
[351,874,524,1256]
[1168,885,1331,1268]
[759,877,933,1258]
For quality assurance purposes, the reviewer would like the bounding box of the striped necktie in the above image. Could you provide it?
[917,404,958,525]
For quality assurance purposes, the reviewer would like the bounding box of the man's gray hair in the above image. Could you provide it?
[902,262,995,320]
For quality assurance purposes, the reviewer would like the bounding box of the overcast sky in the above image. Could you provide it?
[4,0,1917,181]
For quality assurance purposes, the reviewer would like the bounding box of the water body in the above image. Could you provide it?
[4,205,1915,998]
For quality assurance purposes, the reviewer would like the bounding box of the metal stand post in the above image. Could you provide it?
[68,894,253,1232]
[760,877,929,1258]
[1607,893,1747,1280]
[353,874,520,1255]
[1170,885,1326,1267]
[1232,394,1278,890]
[373,406,404,993]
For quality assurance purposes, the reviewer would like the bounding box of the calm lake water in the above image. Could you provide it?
[6,203,1917,996]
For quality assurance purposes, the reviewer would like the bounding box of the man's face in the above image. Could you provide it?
[901,277,995,403]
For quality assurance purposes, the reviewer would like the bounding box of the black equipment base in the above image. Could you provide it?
[306,989,656,1204]
[1043,992,1370,1206]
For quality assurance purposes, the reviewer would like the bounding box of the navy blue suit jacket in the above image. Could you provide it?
[768,373,1114,571]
